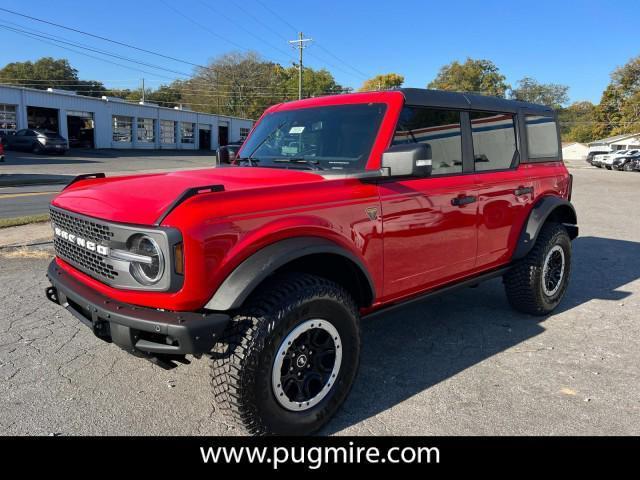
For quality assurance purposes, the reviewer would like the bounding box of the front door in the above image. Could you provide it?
[380,106,479,301]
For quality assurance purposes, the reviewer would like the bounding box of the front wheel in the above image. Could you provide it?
[623,162,634,172]
[504,223,572,316]
[211,273,361,435]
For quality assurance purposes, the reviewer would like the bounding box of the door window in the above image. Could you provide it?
[393,106,463,176]
[470,112,517,171]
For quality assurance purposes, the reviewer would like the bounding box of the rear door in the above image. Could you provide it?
[379,106,479,301]
[471,111,534,269]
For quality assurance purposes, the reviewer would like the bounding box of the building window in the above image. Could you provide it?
[180,122,195,143]
[239,127,250,140]
[0,104,17,136]
[526,116,559,159]
[393,106,463,176]
[160,120,175,144]
[112,115,133,143]
[470,112,517,171]
[137,118,155,143]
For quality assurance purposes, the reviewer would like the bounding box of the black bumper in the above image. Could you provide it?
[46,260,229,358]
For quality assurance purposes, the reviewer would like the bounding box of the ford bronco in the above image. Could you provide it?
[45,88,577,435]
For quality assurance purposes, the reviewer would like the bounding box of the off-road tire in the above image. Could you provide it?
[504,222,572,316]
[210,273,360,435]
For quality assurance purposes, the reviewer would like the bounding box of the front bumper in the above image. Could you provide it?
[46,260,229,361]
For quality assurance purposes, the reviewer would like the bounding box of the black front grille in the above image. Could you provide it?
[54,237,118,280]
[50,208,114,243]
[50,207,117,282]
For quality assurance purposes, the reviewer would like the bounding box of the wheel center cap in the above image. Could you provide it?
[296,354,308,368]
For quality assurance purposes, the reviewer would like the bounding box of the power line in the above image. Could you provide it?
[255,0,299,34]
[158,0,291,65]
[196,0,295,62]
[0,25,184,82]
[0,23,191,77]
[0,6,208,70]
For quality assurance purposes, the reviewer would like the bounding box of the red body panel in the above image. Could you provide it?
[51,91,571,313]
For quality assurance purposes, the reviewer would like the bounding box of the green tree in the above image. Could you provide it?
[510,77,569,108]
[179,51,344,119]
[558,101,599,143]
[0,57,106,97]
[592,56,640,137]
[358,73,404,92]
[428,58,510,98]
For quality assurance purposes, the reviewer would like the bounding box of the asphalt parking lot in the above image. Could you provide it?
[1,165,639,436]
[0,150,217,219]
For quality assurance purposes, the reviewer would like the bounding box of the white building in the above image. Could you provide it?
[0,85,253,151]
[561,142,589,160]
[587,133,640,155]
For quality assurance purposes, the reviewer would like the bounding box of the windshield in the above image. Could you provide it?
[238,103,387,171]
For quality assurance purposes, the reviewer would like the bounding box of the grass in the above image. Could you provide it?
[0,213,50,229]
[0,246,53,259]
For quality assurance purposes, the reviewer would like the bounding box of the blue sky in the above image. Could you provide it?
[0,0,637,103]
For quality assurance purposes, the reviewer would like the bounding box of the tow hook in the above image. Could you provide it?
[45,286,59,305]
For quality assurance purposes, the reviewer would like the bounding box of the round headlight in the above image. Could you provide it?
[127,234,164,285]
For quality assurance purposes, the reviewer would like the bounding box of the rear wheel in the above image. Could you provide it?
[504,223,572,316]
[211,273,360,435]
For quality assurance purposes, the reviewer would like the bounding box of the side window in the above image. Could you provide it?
[393,106,462,176]
[470,112,517,171]
[525,115,559,159]
[15,129,26,136]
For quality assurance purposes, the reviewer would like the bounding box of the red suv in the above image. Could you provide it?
[45,89,577,435]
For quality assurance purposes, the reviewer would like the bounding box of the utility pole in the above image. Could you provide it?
[141,77,145,103]
[289,32,312,100]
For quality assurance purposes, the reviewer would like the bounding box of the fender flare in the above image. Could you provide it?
[512,196,578,261]
[204,237,376,311]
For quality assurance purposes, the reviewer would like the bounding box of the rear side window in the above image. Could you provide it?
[525,115,559,159]
[393,106,463,176]
[470,112,518,171]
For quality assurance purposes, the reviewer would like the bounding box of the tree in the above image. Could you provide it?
[558,101,599,143]
[178,51,344,119]
[510,77,569,108]
[0,57,106,97]
[427,58,510,98]
[358,73,404,92]
[590,56,640,138]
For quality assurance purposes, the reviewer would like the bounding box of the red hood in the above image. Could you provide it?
[52,167,324,225]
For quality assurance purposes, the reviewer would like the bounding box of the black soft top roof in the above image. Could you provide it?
[399,88,554,115]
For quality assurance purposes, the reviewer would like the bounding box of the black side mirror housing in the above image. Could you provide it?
[381,143,432,178]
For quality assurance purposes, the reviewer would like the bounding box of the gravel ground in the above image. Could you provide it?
[1,165,639,436]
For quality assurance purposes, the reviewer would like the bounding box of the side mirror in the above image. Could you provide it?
[217,146,231,165]
[381,143,432,177]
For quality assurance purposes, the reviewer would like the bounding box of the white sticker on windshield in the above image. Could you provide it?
[289,126,305,134]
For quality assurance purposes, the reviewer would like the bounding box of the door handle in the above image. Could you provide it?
[451,195,477,206]
[514,186,534,196]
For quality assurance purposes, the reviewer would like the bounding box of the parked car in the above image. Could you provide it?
[612,150,640,170]
[591,152,610,168]
[586,150,607,165]
[215,142,243,165]
[0,142,4,162]
[625,157,640,172]
[3,129,68,154]
[45,89,577,435]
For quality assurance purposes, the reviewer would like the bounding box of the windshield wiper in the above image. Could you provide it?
[236,157,260,166]
[272,158,324,171]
